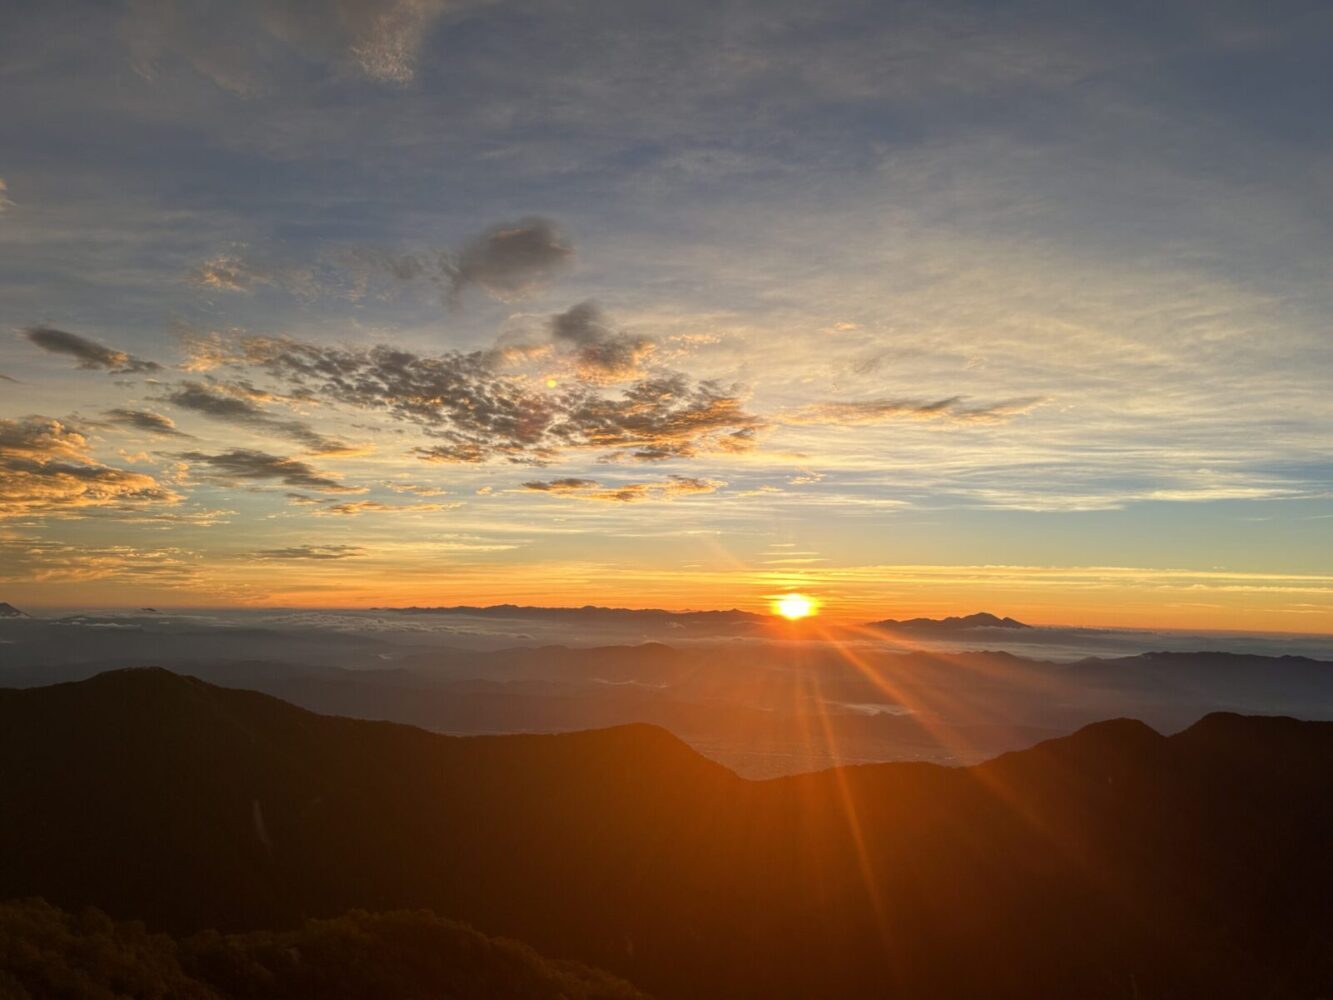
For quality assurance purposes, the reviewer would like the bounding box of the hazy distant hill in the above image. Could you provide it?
[0,601,27,618]
[0,669,1329,998]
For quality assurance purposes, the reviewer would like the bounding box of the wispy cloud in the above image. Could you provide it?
[23,327,161,374]
[125,0,462,94]
[179,449,363,493]
[314,499,455,515]
[788,396,1046,426]
[102,408,190,437]
[522,475,724,503]
[253,544,368,560]
[163,379,354,454]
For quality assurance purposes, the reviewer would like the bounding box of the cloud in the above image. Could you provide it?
[788,395,1045,425]
[163,380,352,453]
[253,544,367,560]
[126,0,460,94]
[200,334,761,464]
[178,449,362,493]
[189,254,274,292]
[386,482,448,496]
[0,538,203,586]
[521,474,724,503]
[548,300,655,381]
[0,416,181,517]
[314,499,454,515]
[447,217,573,301]
[23,326,161,374]
[0,178,11,212]
[103,408,190,437]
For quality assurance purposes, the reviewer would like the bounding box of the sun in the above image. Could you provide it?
[773,593,816,620]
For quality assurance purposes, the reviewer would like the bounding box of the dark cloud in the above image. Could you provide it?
[201,335,762,465]
[103,408,190,437]
[24,326,161,374]
[163,380,351,453]
[521,474,724,503]
[0,416,180,516]
[548,300,655,381]
[179,449,362,493]
[447,217,573,301]
[253,544,367,560]
[789,395,1045,425]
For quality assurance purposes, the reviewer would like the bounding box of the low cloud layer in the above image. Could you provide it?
[0,416,179,517]
[24,327,161,374]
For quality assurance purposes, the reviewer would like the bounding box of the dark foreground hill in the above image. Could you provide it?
[0,669,1330,999]
[0,899,644,999]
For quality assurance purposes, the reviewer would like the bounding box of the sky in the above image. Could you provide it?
[2,0,1332,629]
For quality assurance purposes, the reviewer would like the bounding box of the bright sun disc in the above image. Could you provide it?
[774,593,815,620]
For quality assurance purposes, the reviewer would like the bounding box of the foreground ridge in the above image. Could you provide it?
[0,669,1329,1000]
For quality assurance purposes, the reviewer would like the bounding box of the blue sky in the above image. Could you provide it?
[2,0,1331,626]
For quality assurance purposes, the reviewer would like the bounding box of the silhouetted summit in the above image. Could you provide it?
[0,668,1329,999]
[0,601,28,618]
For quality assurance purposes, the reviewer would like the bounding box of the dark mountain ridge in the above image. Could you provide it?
[870,611,1032,630]
[0,669,1329,999]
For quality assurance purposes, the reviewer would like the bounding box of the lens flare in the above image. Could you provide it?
[774,593,815,620]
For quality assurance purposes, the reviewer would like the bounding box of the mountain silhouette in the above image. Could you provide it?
[0,668,1329,999]
[0,601,27,618]
[870,611,1031,630]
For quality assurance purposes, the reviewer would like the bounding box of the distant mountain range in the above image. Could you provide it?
[373,603,767,623]
[373,603,1039,632]
[870,611,1032,631]
[0,668,1328,999]
[0,601,27,618]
